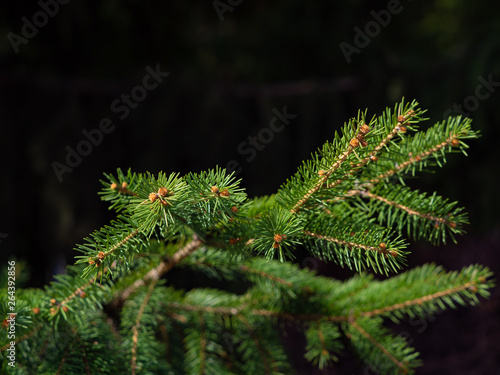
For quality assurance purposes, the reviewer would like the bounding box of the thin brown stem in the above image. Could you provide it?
[327,110,416,190]
[360,281,476,318]
[103,227,141,258]
[169,302,243,316]
[168,276,481,324]
[240,265,293,287]
[360,191,450,225]
[0,324,42,352]
[131,280,158,375]
[291,147,355,214]
[199,312,207,375]
[349,319,408,373]
[238,315,271,374]
[302,230,388,255]
[317,323,328,355]
[111,237,203,307]
[111,183,139,197]
[60,279,103,306]
[369,132,458,186]
[55,348,69,375]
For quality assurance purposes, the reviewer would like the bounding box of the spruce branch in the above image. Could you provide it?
[351,264,494,322]
[304,322,343,369]
[4,99,495,375]
[326,106,420,191]
[111,236,203,307]
[302,230,404,275]
[237,314,272,374]
[350,184,467,244]
[131,280,157,375]
[364,116,477,186]
[166,263,492,325]
[367,132,458,186]
[354,189,455,225]
[346,317,418,375]
[85,226,141,276]
[99,169,141,213]
[239,265,293,288]
[301,211,408,274]
[289,144,355,214]
[0,323,42,353]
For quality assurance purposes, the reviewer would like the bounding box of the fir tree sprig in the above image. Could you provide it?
[363,116,477,186]
[1,99,495,375]
[278,99,424,214]
[111,236,203,307]
[345,316,421,375]
[349,184,467,244]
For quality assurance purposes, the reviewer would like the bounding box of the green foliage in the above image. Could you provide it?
[0,100,494,374]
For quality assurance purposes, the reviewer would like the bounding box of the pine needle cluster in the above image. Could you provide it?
[1,99,494,374]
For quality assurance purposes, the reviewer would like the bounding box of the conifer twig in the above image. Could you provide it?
[317,323,328,355]
[348,319,408,373]
[131,280,158,375]
[60,278,103,307]
[351,190,455,227]
[83,226,144,272]
[0,323,43,352]
[99,227,141,261]
[327,109,416,190]
[111,236,203,307]
[238,315,272,374]
[110,182,139,197]
[303,231,391,255]
[290,146,355,214]
[168,273,483,323]
[359,280,478,318]
[198,312,207,374]
[368,132,459,186]
[56,349,69,375]
[293,108,415,211]
[240,265,293,287]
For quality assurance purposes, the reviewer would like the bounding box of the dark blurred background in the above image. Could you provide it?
[0,1,499,374]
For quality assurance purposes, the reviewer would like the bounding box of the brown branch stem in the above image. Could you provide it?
[291,146,355,214]
[167,276,481,323]
[357,190,451,225]
[131,280,158,375]
[238,315,272,374]
[369,132,458,185]
[349,319,408,373]
[327,110,416,190]
[111,236,203,308]
[240,265,293,287]
[359,281,476,318]
[302,230,388,254]
[103,227,141,258]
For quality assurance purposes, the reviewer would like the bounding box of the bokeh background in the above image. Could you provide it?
[1,1,499,374]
